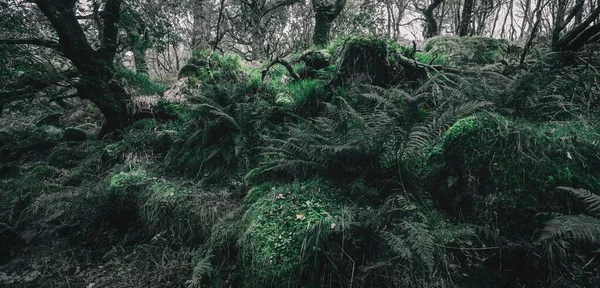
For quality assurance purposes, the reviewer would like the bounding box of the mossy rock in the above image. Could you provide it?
[424,36,509,65]
[63,127,87,142]
[63,170,87,186]
[432,112,600,236]
[47,146,87,168]
[238,180,346,287]
[178,50,247,106]
[106,169,211,243]
[100,143,122,163]
[0,126,63,162]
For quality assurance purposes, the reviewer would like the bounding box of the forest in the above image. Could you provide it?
[1,0,600,287]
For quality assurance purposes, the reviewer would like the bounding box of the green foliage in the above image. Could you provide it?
[238,180,346,287]
[114,66,168,95]
[179,50,246,104]
[424,36,509,65]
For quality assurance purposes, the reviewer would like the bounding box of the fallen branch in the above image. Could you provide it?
[262,57,301,82]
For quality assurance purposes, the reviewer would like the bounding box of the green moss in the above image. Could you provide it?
[108,169,150,196]
[442,114,481,144]
[238,180,345,286]
[434,112,600,235]
[415,51,450,66]
[424,36,509,65]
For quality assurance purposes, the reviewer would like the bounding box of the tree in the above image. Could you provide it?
[551,0,600,52]
[458,0,474,36]
[1,0,131,137]
[312,0,347,46]
[191,0,211,50]
[235,0,301,60]
[121,8,151,75]
[422,0,444,38]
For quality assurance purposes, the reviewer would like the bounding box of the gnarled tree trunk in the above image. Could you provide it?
[312,0,347,46]
[423,0,444,38]
[33,0,131,138]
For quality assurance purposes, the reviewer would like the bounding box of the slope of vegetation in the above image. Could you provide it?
[2,1,600,286]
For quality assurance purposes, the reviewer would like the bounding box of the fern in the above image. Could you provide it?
[537,187,600,279]
[558,186,600,218]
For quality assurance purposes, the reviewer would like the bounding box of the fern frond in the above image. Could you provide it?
[537,214,600,248]
[558,187,600,218]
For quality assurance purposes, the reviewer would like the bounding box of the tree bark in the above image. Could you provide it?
[458,0,474,36]
[312,0,347,46]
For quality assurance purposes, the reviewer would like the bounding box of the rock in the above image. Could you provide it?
[63,127,87,142]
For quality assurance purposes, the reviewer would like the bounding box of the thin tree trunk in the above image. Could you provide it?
[520,0,532,38]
